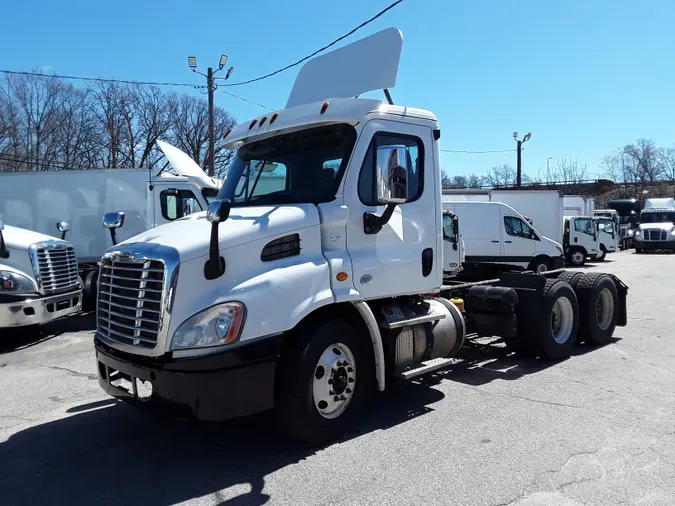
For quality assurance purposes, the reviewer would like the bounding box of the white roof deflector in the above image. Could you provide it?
[286,27,403,109]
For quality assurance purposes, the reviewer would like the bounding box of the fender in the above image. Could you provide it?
[351,301,386,392]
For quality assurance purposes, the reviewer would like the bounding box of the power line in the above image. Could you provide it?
[0,69,193,88]
[221,0,407,88]
[217,89,275,111]
[441,148,517,154]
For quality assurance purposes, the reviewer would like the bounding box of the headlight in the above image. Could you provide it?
[0,270,37,295]
[555,245,563,254]
[627,229,634,236]
[635,230,641,237]
[171,302,245,350]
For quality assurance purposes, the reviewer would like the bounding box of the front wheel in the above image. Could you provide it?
[276,317,371,446]
[635,248,643,254]
[529,256,551,273]
[593,247,606,262]
[566,249,586,266]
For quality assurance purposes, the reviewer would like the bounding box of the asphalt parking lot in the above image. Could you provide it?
[1,249,674,506]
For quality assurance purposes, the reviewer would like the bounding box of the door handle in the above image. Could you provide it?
[491,240,500,243]
[505,240,513,244]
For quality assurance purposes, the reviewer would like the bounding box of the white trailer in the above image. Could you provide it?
[92,28,628,445]
[0,141,220,304]
[563,195,595,217]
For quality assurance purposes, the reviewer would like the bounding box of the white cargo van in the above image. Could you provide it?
[443,201,563,273]
[0,140,220,305]
[0,221,82,330]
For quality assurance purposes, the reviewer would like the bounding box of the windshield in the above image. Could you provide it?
[640,212,675,224]
[216,124,356,207]
[598,219,614,233]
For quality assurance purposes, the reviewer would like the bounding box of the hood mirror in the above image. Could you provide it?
[204,199,231,280]
[0,220,7,259]
[102,211,125,246]
[56,221,71,240]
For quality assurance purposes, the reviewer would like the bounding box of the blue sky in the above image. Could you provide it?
[2,0,674,179]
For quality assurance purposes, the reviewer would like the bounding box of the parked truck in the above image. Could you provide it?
[0,221,82,330]
[635,198,675,253]
[0,141,220,306]
[444,189,600,266]
[93,28,628,445]
[563,195,595,217]
[607,199,640,249]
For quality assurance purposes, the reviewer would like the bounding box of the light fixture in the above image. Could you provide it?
[523,132,532,142]
[219,54,228,70]
[513,132,518,139]
[225,66,235,80]
[188,56,197,69]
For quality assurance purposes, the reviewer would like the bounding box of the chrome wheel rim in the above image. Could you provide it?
[596,288,614,330]
[572,252,584,264]
[313,343,356,419]
[551,297,574,344]
[536,263,548,273]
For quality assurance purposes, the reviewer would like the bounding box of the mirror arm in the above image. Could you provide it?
[0,231,8,259]
[363,204,397,235]
[204,223,226,280]
[109,229,118,246]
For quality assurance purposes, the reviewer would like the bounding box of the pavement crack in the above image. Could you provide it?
[45,365,97,381]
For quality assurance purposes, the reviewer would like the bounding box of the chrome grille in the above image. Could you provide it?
[34,244,79,294]
[644,229,667,242]
[97,258,165,349]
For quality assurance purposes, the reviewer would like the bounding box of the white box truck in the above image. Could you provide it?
[442,201,563,273]
[563,195,595,217]
[0,141,220,306]
[635,198,675,253]
[92,28,628,445]
[0,221,82,330]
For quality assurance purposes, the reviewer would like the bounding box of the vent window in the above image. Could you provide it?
[261,234,301,262]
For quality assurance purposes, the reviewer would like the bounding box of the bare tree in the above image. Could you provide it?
[659,145,675,181]
[441,170,452,189]
[482,164,530,188]
[550,158,588,183]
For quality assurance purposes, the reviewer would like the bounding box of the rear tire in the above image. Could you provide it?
[575,273,619,346]
[276,317,371,446]
[534,279,580,360]
[635,248,643,254]
[556,271,584,288]
[528,256,551,273]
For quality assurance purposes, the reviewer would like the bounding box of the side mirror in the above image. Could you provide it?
[204,199,231,280]
[364,145,410,235]
[0,220,7,259]
[56,221,71,240]
[102,211,125,246]
[375,145,409,205]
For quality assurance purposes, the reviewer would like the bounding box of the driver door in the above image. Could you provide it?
[501,214,536,264]
[343,119,439,298]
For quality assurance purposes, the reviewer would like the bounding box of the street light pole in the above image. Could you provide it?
[188,55,235,177]
[513,131,532,188]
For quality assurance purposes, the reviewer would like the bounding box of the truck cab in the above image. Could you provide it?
[563,216,599,266]
[607,199,640,249]
[635,198,675,252]
[0,221,82,330]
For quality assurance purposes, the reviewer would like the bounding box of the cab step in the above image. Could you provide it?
[379,312,446,330]
[396,357,455,380]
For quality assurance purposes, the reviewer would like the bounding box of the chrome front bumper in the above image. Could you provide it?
[0,289,82,328]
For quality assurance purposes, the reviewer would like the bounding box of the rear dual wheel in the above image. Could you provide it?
[575,273,619,346]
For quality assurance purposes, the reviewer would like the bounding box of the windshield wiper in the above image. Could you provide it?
[245,159,268,204]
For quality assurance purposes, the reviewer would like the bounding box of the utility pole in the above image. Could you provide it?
[188,55,235,177]
[513,132,532,187]
[546,156,552,185]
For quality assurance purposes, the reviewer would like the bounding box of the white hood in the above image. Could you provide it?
[2,224,62,249]
[156,139,221,190]
[117,204,319,263]
[639,222,675,231]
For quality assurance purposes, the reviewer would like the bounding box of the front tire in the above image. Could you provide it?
[594,247,607,261]
[566,249,586,267]
[529,256,551,273]
[635,248,643,254]
[276,317,371,446]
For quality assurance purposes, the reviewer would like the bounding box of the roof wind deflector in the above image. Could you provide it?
[285,27,403,109]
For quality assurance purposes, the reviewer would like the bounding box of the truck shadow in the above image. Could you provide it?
[0,313,96,354]
[425,336,622,387]
[0,382,444,505]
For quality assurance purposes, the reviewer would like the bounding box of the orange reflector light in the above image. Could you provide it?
[259,116,268,127]
[270,112,279,124]
[249,119,257,130]
[336,272,348,282]
[320,101,330,114]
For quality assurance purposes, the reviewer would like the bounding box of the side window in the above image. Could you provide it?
[160,189,203,221]
[358,133,424,206]
[504,216,536,239]
[442,214,456,241]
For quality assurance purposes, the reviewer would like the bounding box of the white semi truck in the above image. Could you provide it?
[0,221,82,330]
[0,141,220,306]
[635,198,675,253]
[93,28,628,445]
